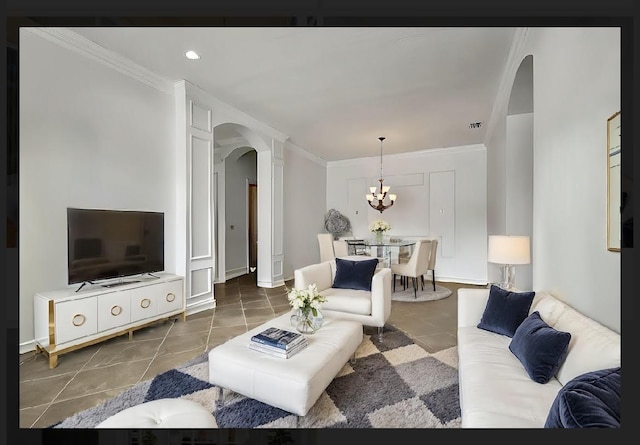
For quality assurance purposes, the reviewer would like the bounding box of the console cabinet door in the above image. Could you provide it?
[130,286,158,322]
[157,280,184,315]
[55,297,98,344]
[98,291,131,332]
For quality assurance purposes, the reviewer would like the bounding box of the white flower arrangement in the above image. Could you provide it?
[287,283,327,317]
[369,219,391,233]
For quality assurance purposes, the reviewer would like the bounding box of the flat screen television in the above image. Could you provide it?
[67,207,165,286]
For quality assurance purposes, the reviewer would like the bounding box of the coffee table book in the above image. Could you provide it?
[251,326,306,350]
[248,339,308,358]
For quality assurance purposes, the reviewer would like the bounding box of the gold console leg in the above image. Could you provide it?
[49,354,58,369]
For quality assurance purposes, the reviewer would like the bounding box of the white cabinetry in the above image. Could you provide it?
[33,273,185,368]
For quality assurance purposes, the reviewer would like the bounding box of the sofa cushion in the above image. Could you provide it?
[544,367,621,428]
[457,325,563,428]
[552,308,621,386]
[509,311,571,384]
[332,257,378,291]
[477,285,535,337]
[320,287,372,315]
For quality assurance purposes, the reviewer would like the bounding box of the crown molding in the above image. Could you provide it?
[327,143,486,168]
[24,27,174,94]
[284,141,327,167]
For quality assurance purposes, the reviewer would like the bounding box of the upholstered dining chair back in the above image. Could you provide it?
[390,239,432,298]
[427,239,438,270]
[333,240,349,257]
[317,233,336,263]
[424,239,438,291]
[415,240,432,278]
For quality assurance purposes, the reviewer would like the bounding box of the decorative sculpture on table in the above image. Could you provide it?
[324,208,352,240]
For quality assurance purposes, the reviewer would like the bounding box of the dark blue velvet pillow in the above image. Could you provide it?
[477,285,535,337]
[332,258,379,291]
[545,367,621,428]
[509,311,571,383]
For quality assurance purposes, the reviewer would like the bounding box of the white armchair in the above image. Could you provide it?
[294,258,392,339]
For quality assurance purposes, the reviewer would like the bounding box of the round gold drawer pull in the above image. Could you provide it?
[166,292,175,302]
[140,298,151,309]
[111,305,123,316]
[72,314,86,327]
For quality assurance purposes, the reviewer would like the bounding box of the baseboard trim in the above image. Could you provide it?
[20,340,36,355]
[257,279,285,288]
[435,276,488,286]
[225,267,248,280]
[185,298,215,317]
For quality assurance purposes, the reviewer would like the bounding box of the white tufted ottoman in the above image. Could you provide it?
[208,312,363,418]
[96,398,217,428]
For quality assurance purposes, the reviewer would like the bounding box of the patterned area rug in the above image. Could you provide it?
[52,326,461,428]
[392,284,452,302]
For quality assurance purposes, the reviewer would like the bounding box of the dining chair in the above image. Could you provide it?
[390,239,432,298]
[317,233,336,263]
[333,240,349,257]
[422,239,438,291]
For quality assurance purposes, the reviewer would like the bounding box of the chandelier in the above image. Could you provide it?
[366,136,397,213]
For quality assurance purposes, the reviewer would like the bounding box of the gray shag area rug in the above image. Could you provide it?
[52,326,461,429]
[392,284,452,302]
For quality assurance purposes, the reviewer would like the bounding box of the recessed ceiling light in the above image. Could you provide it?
[185,50,201,60]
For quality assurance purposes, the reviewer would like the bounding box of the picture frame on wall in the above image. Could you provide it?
[607,111,621,252]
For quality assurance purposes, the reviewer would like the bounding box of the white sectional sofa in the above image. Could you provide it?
[457,287,620,428]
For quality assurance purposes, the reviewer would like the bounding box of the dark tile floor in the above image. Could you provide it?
[19,273,484,428]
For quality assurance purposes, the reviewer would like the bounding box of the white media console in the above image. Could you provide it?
[33,272,185,368]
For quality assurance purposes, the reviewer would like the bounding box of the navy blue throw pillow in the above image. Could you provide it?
[545,367,621,428]
[332,258,379,291]
[509,311,571,384]
[477,285,535,337]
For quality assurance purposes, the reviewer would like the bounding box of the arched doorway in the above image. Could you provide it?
[213,122,285,289]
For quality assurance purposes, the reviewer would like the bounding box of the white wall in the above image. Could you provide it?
[505,113,534,290]
[283,143,327,280]
[19,30,176,348]
[326,145,488,284]
[524,28,621,332]
[224,149,257,277]
[486,114,507,285]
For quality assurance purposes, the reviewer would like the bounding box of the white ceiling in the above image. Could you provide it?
[65,26,517,161]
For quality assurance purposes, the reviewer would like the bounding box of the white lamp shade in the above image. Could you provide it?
[488,235,530,265]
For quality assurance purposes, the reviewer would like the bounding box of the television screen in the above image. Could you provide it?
[67,208,165,285]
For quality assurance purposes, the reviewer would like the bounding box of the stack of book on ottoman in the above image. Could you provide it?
[249,326,308,358]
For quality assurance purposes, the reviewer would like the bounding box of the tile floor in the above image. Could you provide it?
[19,273,485,428]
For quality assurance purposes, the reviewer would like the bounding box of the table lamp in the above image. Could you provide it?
[487,235,530,290]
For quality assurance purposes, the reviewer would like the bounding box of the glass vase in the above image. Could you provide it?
[294,308,324,334]
[375,231,384,243]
